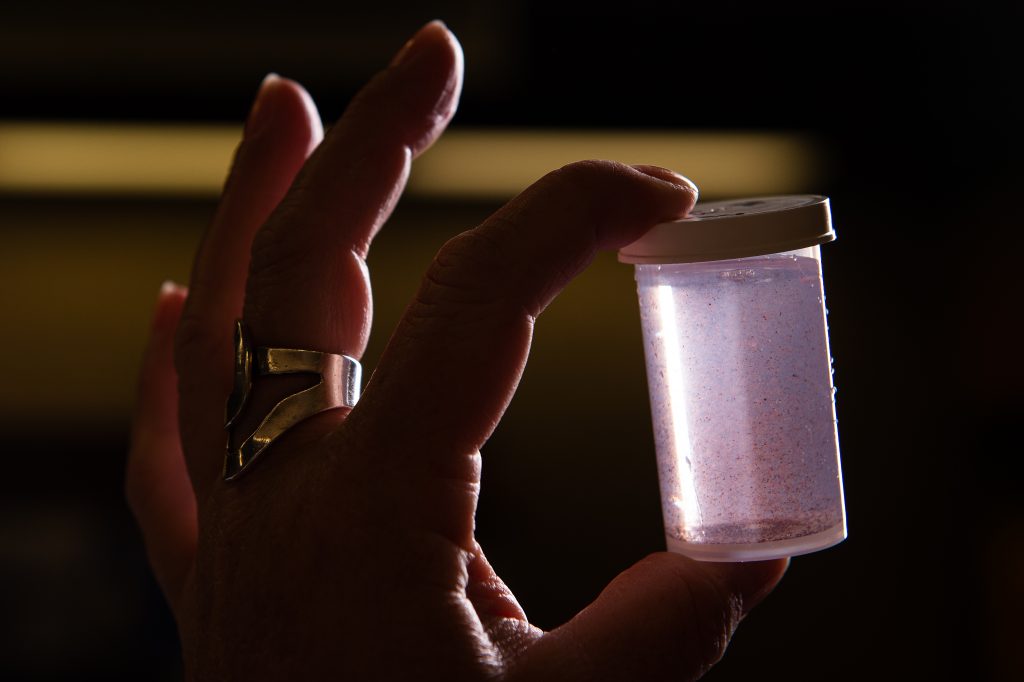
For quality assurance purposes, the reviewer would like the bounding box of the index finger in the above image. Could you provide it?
[349,161,697,548]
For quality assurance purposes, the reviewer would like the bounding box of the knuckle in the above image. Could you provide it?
[247,185,325,285]
[421,229,511,306]
[248,227,304,285]
[544,159,627,189]
[523,160,633,228]
[173,306,222,373]
[173,302,235,406]
[398,229,523,339]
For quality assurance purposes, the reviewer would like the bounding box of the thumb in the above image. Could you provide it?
[126,281,197,613]
[511,554,787,681]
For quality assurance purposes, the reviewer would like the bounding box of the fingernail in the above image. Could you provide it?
[244,73,281,138]
[390,20,448,67]
[633,165,700,197]
[153,280,186,336]
[159,280,184,297]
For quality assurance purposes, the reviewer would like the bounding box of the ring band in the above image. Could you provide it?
[224,320,361,481]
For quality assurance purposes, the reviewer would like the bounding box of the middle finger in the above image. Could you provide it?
[243,21,463,357]
[221,22,462,482]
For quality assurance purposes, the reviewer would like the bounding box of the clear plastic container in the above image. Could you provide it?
[619,196,846,561]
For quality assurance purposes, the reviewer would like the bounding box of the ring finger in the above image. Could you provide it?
[175,74,324,500]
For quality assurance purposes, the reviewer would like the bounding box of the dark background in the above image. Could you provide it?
[1,2,1020,680]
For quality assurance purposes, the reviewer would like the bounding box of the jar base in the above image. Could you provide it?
[665,522,846,562]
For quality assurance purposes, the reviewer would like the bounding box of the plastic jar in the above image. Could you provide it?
[619,195,846,561]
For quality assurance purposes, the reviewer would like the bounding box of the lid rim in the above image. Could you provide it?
[617,195,834,265]
[618,232,835,265]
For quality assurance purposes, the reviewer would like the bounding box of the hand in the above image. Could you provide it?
[126,21,787,681]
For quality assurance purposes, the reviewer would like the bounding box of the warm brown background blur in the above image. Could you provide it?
[1,2,1020,680]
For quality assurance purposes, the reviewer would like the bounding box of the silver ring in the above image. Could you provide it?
[224,320,361,481]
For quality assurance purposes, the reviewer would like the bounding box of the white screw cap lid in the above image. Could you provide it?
[618,195,835,264]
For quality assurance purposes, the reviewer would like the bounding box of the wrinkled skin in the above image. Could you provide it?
[126,21,787,682]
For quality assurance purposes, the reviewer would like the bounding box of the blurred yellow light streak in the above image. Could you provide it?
[0,123,823,198]
[0,123,239,195]
[411,130,822,199]
[0,124,824,423]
